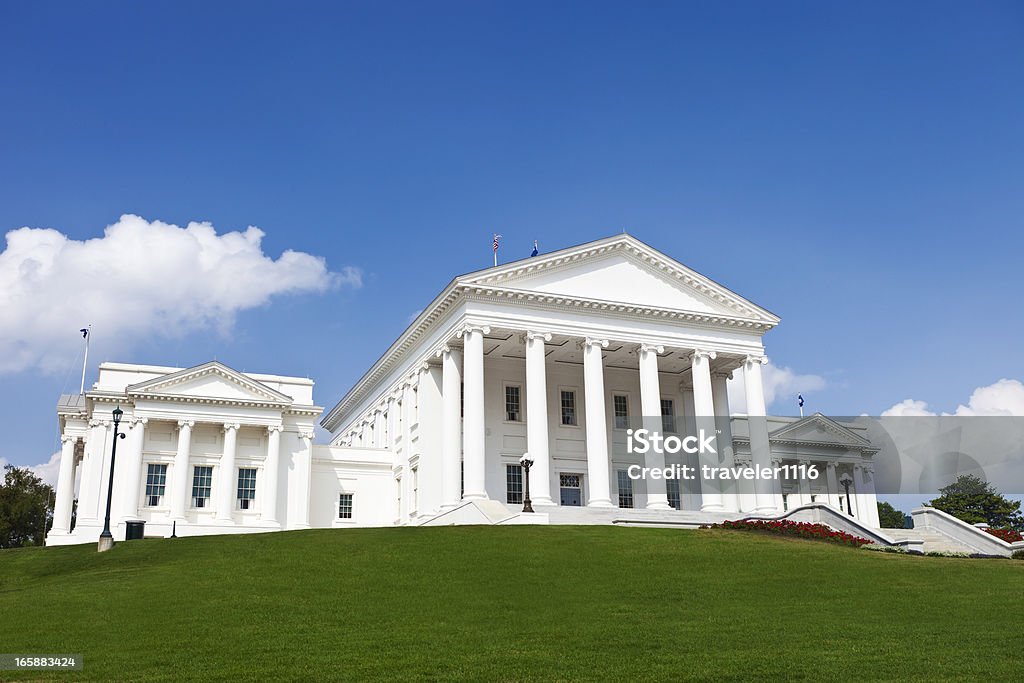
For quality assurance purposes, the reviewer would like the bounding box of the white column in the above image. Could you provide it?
[169,420,194,521]
[582,337,613,507]
[711,371,739,512]
[216,423,239,521]
[743,355,776,513]
[863,464,880,527]
[263,425,282,525]
[439,345,463,508]
[293,431,313,529]
[691,349,724,512]
[853,463,871,523]
[51,435,78,534]
[459,324,489,499]
[386,396,398,449]
[797,458,812,507]
[525,331,555,506]
[826,462,841,510]
[638,343,671,510]
[119,418,147,520]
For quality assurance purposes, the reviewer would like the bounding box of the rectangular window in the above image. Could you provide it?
[338,493,353,519]
[506,464,524,504]
[237,468,257,510]
[666,477,681,510]
[191,465,213,508]
[412,466,419,513]
[782,494,789,512]
[505,385,522,422]
[145,464,167,507]
[613,394,629,429]
[617,470,634,509]
[661,399,676,433]
[560,390,577,426]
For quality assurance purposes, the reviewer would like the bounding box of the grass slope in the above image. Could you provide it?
[1,526,1023,682]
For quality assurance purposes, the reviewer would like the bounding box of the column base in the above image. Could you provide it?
[531,496,556,507]
[646,502,673,511]
[700,502,726,513]
[751,506,780,515]
[461,493,488,501]
[587,499,615,508]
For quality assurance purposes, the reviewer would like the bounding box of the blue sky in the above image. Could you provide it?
[2,1,1022,475]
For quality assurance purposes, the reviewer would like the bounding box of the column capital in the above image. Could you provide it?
[267,424,284,435]
[60,434,76,444]
[826,461,837,470]
[744,354,769,366]
[223,422,240,432]
[578,337,609,350]
[639,342,664,355]
[711,370,733,381]
[176,419,195,429]
[522,330,552,343]
[692,349,717,361]
[435,343,461,359]
[456,324,490,338]
[298,430,315,441]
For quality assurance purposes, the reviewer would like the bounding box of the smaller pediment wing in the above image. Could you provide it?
[127,361,291,404]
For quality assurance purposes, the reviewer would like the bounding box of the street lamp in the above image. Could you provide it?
[519,453,534,513]
[838,472,854,517]
[98,406,127,552]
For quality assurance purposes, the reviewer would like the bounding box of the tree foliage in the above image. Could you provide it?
[0,465,55,549]
[876,501,908,529]
[928,474,1024,531]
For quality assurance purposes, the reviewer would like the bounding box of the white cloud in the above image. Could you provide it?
[28,451,61,487]
[0,214,359,374]
[727,361,826,413]
[0,451,61,488]
[882,379,1024,417]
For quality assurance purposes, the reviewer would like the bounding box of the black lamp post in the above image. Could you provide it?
[520,453,534,513]
[97,406,127,552]
[839,472,854,517]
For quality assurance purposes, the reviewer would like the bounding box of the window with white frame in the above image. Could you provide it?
[411,466,419,514]
[505,385,522,422]
[506,464,523,504]
[661,398,676,433]
[617,470,634,509]
[666,477,681,510]
[782,494,789,512]
[613,394,629,429]
[560,390,577,426]
[145,464,167,507]
[338,493,353,519]
[237,468,257,510]
[192,465,213,508]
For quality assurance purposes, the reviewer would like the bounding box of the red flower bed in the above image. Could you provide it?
[984,527,1023,543]
[702,519,872,547]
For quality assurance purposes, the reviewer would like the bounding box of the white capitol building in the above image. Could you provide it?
[46,234,884,546]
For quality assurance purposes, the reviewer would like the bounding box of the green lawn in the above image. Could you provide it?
[1,526,1022,682]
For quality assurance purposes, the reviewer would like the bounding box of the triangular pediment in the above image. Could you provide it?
[127,361,292,404]
[770,413,871,448]
[459,234,778,322]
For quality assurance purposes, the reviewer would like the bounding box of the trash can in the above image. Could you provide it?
[125,520,145,540]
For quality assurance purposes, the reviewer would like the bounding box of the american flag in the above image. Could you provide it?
[492,234,502,251]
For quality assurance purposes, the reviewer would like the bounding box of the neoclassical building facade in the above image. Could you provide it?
[47,234,880,546]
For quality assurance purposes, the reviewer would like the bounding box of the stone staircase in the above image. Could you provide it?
[881,527,978,554]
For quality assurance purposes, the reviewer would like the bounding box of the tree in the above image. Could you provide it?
[928,474,1024,531]
[877,501,908,529]
[0,465,55,549]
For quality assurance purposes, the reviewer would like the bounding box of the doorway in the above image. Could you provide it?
[559,473,582,506]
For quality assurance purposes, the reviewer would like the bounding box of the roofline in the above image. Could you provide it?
[321,231,780,432]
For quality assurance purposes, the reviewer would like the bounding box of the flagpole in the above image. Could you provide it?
[80,325,91,395]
